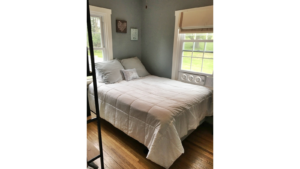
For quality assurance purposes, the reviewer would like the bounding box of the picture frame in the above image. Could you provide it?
[116,20,127,33]
[131,28,138,40]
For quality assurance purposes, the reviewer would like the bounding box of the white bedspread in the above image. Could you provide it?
[88,75,213,168]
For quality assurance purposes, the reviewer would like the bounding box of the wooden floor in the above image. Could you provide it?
[87,117,213,169]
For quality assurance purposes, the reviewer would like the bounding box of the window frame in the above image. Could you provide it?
[88,6,113,61]
[171,7,213,80]
[179,34,213,76]
[87,15,106,62]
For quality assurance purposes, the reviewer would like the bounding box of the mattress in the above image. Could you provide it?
[88,75,213,168]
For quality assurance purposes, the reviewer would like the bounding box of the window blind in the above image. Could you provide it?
[179,5,213,34]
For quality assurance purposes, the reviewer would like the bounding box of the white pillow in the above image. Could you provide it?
[95,60,124,84]
[121,69,139,81]
[95,68,103,83]
[120,57,150,77]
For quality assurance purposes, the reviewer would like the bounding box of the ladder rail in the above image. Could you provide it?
[87,0,105,168]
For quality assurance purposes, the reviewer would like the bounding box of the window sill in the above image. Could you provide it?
[87,76,93,87]
[179,70,213,77]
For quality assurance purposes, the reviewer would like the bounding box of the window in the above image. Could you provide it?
[171,6,213,80]
[87,16,105,66]
[87,6,113,72]
[180,33,213,75]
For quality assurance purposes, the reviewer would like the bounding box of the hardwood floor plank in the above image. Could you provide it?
[87,126,123,169]
[88,122,144,169]
[87,117,213,169]
[98,120,164,169]
[186,137,213,154]
[182,144,213,168]
[184,141,213,159]
[91,159,110,169]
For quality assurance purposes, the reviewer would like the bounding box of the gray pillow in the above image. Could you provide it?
[120,57,150,77]
[95,60,125,84]
[121,69,139,81]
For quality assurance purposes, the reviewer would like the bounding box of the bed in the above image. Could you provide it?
[88,74,213,168]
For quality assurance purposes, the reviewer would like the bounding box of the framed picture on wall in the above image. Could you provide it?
[116,20,127,33]
[131,28,138,40]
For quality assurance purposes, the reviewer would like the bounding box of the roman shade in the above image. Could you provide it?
[179,5,213,34]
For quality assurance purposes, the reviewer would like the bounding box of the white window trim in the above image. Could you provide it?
[171,7,213,80]
[89,6,113,61]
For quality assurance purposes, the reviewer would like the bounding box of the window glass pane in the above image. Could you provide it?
[207,33,213,40]
[191,58,202,72]
[205,42,213,51]
[182,51,192,57]
[183,42,193,50]
[202,59,213,74]
[181,57,191,70]
[94,50,103,62]
[91,17,101,33]
[195,33,206,40]
[204,53,213,58]
[184,34,194,40]
[90,16,102,48]
[193,52,203,57]
[92,32,102,48]
[85,17,102,48]
[194,42,205,51]
[181,33,213,74]
[88,50,104,63]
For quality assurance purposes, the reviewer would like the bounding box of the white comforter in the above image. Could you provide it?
[88,75,213,168]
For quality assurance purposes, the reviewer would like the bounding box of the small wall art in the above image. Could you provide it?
[131,28,138,40]
[116,20,127,33]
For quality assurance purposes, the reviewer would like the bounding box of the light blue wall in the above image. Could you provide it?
[89,0,142,60]
[141,0,213,78]
[90,0,213,78]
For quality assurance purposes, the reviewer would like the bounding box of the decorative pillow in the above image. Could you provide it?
[121,69,139,81]
[95,69,103,83]
[120,57,150,77]
[95,60,125,84]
